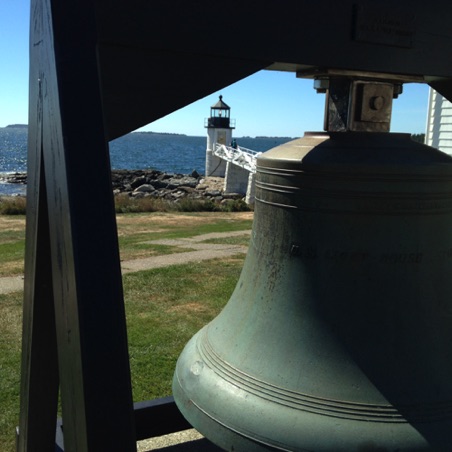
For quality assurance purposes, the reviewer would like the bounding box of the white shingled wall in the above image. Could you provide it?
[426,89,452,155]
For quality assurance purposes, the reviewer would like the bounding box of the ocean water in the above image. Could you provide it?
[0,127,294,196]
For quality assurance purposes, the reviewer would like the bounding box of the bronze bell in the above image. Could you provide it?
[173,78,452,450]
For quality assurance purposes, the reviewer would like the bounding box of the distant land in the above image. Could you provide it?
[0,125,425,143]
[0,126,291,139]
[255,136,294,140]
[133,131,187,137]
[134,132,296,139]
[5,124,28,128]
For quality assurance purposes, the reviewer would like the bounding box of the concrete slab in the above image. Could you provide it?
[137,429,222,451]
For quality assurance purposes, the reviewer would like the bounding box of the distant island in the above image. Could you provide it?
[255,136,294,140]
[133,131,187,136]
[5,124,28,129]
[0,125,425,143]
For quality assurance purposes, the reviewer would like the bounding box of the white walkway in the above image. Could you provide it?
[213,144,260,173]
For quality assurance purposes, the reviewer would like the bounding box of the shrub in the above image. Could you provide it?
[114,194,170,213]
[0,196,26,215]
[221,199,252,212]
[114,193,252,213]
[0,193,252,215]
[172,198,218,212]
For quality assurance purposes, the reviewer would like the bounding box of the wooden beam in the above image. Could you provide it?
[134,397,192,441]
[92,0,452,139]
[19,0,136,450]
[17,98,59,451]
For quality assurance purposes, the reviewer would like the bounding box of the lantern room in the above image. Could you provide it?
[205,95,235,129]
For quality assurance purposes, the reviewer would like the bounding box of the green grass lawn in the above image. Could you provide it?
[125,258,243,401]
[0,211,252,451]
[0,212,252,277]
[0,216,25,277]
[0,292,22,451]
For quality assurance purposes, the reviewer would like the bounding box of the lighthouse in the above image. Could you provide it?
[205,95,235,177]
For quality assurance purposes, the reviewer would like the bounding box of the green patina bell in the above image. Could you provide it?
[173,79,452,451]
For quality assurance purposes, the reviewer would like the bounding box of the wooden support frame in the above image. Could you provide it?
[54,398,193,451]
[53,398,192,451]
[18,0,136,450]
[17,1,452,450]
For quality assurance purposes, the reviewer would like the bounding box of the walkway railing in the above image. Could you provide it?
[213,144,261,173]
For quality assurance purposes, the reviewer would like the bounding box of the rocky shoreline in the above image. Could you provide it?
[4,170,242,204]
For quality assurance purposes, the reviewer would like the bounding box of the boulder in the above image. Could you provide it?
[133,184,156,193]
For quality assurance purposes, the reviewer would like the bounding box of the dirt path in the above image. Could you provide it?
[0,230,251,295]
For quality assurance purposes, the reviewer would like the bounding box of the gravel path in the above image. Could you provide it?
[0,230,251,295]
[0,275,24,295]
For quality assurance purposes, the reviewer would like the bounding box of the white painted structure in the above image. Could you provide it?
[205,96,235,177]
[213,144,261,204]
[204,96,260,204]
[213,143,260,173]
[426,88,452,154]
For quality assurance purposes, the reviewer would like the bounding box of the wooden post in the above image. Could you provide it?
[18,0,136,450]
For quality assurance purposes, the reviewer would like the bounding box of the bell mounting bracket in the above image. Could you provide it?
[297,69,426,133]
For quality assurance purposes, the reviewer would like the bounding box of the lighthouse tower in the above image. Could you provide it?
[205,95,235,177]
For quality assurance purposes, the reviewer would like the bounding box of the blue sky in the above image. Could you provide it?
[1,1,430,137]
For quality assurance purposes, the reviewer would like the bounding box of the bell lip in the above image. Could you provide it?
[172,331,439,452]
